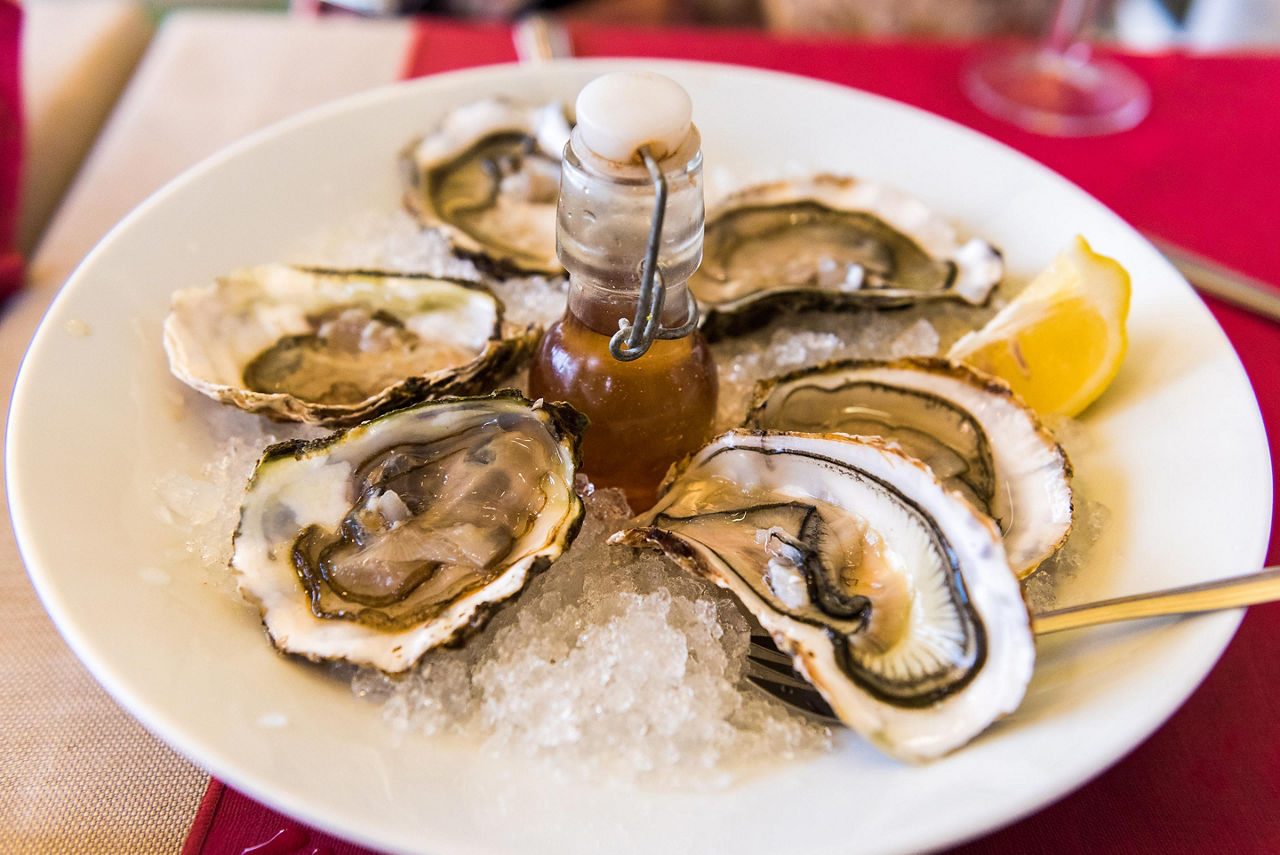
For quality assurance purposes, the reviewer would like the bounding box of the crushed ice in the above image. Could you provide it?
[352,487,832,787]
[151,208,1107,784]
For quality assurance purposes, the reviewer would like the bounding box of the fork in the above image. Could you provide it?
[746,564,1280,723]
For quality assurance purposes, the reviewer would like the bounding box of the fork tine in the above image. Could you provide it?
[747,633,796,667]
[747,633,822,689]
[744,656,815,691]
[745,674,841,723]
[749,632,780,649]
[747,633,845,724]
[746,649,811,679]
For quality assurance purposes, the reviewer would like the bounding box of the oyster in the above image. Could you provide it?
[402,98,572,276]
[692,175,1004,339]
[612,430,1034,762]
[232,392,586,672]
[163,264,539,426]
[746,357,1072,577]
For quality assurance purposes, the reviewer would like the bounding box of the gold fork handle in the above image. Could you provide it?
[1032,565,1280,635]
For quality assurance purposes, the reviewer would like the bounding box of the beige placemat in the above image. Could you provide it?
[2,11,411,851]
[19,0,154,255]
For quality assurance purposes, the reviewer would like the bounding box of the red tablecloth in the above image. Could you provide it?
[0,0,24,300]
[184,19,1280,855]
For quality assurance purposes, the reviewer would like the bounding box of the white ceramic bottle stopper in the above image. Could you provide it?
[574,71,693,163]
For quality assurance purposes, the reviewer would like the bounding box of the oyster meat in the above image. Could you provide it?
[232,392,586,672]
[613,430,1034,761]
[403,98,572,276]
[163,264,539,426]
[747,357,1072,577]
[692,175,1004,338]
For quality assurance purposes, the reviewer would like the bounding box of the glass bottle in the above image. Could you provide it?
[528,73,718,510]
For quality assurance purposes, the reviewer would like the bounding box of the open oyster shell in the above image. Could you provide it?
[163,264,539,427]
[232,392,586,673]
[746,357,1072,577]
[402,98,571,276]
[612,430,1034,762]
[692,175,1004,339]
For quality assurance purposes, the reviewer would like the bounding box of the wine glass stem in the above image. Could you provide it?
[1045,0,1093,55]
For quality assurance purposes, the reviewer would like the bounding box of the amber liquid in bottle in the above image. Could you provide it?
[528,288,718,511]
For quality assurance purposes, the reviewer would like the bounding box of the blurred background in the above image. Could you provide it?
[32,0,1280,48]
[318,0,1280,49]
[14,0,1279,259]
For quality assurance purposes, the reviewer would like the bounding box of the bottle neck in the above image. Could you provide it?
[566,271,697,337]
[556,126,704,330]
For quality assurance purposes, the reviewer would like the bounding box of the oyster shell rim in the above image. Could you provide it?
[744,355,1075,577]
[231,389,589,673]
[400,98,570,278]
[162,264,542,428]
[693,174,1005,340]
[612,428,1036,762]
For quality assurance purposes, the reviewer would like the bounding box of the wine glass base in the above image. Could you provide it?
[964,44,1151,136]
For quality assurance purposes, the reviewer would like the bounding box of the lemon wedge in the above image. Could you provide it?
[947,235,1130,417]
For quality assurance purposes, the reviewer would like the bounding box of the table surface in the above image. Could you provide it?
[4,10,1278,855]
[19,0,153,256]
[2,12,412,853]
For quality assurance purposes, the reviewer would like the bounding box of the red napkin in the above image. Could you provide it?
[183,780,365,855]
[187,20,1280,855]
[0,0,23,300]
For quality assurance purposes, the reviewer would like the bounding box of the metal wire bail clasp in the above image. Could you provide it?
[608,146,700,362]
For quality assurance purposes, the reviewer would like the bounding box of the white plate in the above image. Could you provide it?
[8,60,1272,855]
